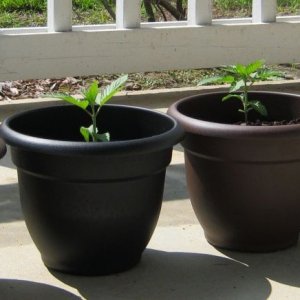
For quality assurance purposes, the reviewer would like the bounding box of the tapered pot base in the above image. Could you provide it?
[205,233,299,253]
[43,254,141,276]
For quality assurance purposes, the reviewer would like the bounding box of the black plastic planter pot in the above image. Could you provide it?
[0,104,183,275]
[168,91,300,252]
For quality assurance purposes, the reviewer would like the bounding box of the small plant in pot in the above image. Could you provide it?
[168,60,300,252]
[198,60,284,125]
[0,75,183,275]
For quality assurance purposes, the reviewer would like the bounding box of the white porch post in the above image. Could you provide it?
[252,0,277,23]
[188,0,212,26]
[47,0,72,32]
[116,0,141,29]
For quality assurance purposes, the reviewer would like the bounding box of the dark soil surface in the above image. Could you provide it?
[237,118,300,126]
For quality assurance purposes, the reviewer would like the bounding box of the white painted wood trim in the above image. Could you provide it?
[1,21,300,81]
[188,0,212,25]
[252,0,277,23]
[47,0,72,32]
[116,0,141,29]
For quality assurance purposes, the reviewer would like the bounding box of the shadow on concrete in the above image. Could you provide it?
[0,183,22,223]
[51,249,271,300]
[0,148,15,169]
[164,163,188,201]
[219,239,300,288]
[0,279,80,300]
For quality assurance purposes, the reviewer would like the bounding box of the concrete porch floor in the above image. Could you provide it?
[1,81,300,299]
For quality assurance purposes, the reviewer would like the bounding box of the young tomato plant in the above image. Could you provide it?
[198,60,283,124]
[51,74,128,142]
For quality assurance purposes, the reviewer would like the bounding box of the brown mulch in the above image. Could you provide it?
[0,77,99,100]
[0,63,299,101]
[0,76,149,101]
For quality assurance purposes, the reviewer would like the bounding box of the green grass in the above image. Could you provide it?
[0,0,46,12]
[214,0,251,11]
[0,0,106,11]
[0,0,114,27]
[0,0,298,28]
[214,0,299,11]
[0,11,46,27]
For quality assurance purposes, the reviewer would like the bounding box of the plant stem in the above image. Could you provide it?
[91,105,97,142]
[243,80,249,124]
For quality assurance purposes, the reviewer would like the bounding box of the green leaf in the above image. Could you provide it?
[221,65,237,75]
[80,126,91,142]
[257,69,284,81]
[236,64,247,76]
[198,75,235,86]
[230,79,244,92]
[246,60,264,75]
[222,94,243,102]
[80,124,110,142]
[198,76,224,86]
[96,74,128,106]
[50,93,89,110]
[249,100,268,116]
[82,81,99,105]
[221,75,236,84]
[95,132,110,142]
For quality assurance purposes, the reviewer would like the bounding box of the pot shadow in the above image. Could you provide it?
[0,183,23,223]
[218,237,300,288]
[0,148,15,169]
[164,163,188,201]
[0,279,80,300]
[51,249,271,300]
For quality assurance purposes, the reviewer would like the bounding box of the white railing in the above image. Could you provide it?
[0,0,299,81]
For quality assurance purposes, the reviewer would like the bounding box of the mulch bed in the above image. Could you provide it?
[0,64,299,101]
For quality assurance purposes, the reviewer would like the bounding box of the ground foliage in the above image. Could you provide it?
[0,65,299,101]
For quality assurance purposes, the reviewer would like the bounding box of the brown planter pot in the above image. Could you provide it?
[168,91,300,252]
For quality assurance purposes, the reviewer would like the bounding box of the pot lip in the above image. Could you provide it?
[0,104,184,156]
[168,91,300,139]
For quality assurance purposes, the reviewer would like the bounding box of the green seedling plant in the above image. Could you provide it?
[198,60,283,124]
[51,74,128,142]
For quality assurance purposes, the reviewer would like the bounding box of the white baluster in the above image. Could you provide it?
[188,0,212,26]
[252,0,277,23]
[116,0,141,29]
[47,0,72,32]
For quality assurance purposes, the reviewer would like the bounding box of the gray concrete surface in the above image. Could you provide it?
[1,83,300,299]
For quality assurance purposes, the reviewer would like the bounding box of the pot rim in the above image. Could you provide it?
[0,104,184,156]
[167,91,300,139]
